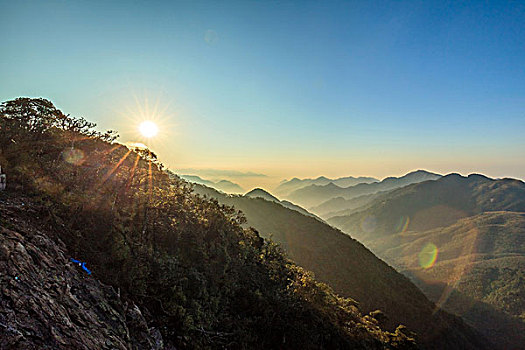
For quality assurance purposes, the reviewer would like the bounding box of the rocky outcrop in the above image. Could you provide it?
[0,197,166,349]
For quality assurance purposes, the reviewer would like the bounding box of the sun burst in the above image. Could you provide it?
[139,121,159,138]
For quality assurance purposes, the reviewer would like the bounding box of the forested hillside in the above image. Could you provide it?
[328,173,525,242]
[383,212,525,349]
[192,183,490,349]
[0,98,418,349]
[328,174,525,349]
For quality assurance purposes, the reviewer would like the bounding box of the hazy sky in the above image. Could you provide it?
[1,0,524,190]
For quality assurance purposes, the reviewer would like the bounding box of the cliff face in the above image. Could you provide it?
[0,196,167,350]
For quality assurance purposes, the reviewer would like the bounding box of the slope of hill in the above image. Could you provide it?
[287,170,441,208]
[285,182,345,208]
[328,174,525,349]
[245,188,318,218]
[275,175,378,197]
[0,198,164,349]
[0,97,416,349]
[368,213,525,349]
[245,188,280,202]
[310,191,387,218]
[193,184,491,349]
[280,200,317,218]
[179,174,214,186]
[328,173,525,242]
[334,176,379,188]
[179,174,244,193]
[215,179,244,193]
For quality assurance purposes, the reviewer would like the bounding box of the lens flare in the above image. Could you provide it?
[62,148,85,165]
[419,242,439,269]
[361,215,377,233]
[204,29,218,44]
[139,121,159,138]
[396,215,410,233]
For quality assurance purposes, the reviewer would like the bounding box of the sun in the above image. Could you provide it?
[139,121,159,138]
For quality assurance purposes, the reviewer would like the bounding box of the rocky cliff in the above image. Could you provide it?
[0,196,168,349]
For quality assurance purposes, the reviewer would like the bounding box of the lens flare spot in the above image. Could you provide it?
[396,215,410,233]
[204,29,218,44]
[139,121,158,138]
[62,148,85,165]
[419,243,439,269]
[361,215,377,233]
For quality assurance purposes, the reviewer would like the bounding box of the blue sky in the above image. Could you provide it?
[1,0,524,188]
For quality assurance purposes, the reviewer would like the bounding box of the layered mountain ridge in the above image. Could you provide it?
[178,174,244,194]
[244,188,318,218]
[193,184,490,349]
[285,170,441,208]
[328,173,525,349]
[275,175,379,197]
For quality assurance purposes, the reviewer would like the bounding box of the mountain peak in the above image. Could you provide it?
[442,173,464,180]
[245,188,280,202]
[467,173,490,181]
[404,169,442,178]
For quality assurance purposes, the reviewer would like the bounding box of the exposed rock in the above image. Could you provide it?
[0,198,166,349]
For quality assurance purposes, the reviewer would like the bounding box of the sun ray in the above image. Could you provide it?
[126,153,141,191]
[115,92,175,150]
[100,144,121,156]
[148,157,153,196]
[79,144,123,184]
[100,149,133,185]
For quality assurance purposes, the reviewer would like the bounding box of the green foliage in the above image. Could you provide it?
[192,184,495,350]
[333,177,525,350]
[0,98,414,349]
[329,173,525,242]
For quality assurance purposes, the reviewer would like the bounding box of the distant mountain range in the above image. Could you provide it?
[274,175,378,197]
[328,173,525,242]
[179,174,244,193]
[171,168,523,348]
[192,183,490,349]
[285,170,441,208]
[328,173,525,349]
[309,191,388,218]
